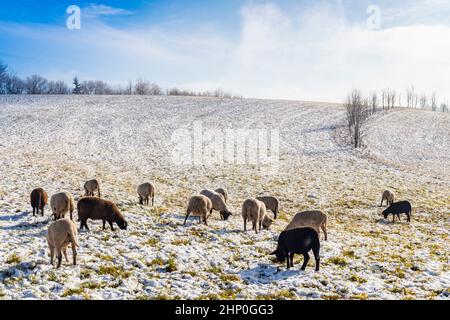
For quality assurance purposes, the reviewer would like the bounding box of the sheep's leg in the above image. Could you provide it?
[102,219,106,230]
[286,254,291,269]
[380,198,384,207]
[183,212,190,225]
[56,248,62,269]
[41,206,45,216]
[108,220,115,231]
[70,210,73,221]
[313,247,320,272]
[72,244,77,265]
[243,219,247,232]
[397,214,401,221]
[198,216,201,224]
[49,246,54,265]
[289,253,295,268]
[32,207,35,216]
[322,223,328,241]
[152,196,154,207]
[139,196,143,205]
[63,247,69,262]
[301,253,310,271]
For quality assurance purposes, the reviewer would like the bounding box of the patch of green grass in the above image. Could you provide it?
[81,281,105,290]
[152,294,171,300]
[145,238,159,246]
[196,289,241,300]
[256,290,297,300]
[96,254,114,262]
[342,250,358,258]
[171,239,190,246]
[80,269,92,280]
[6,253,21,264]
[219,274,240,284]
[185,271,197,277]
[47,272,59,282]
[166,257,178,272]
[206,266,223,274]
[98,265,131,279]
[327,257,348,267]
[351,293,369,300]
[348,274,367,284]
[62,287,90,299]
[147,257,165,267]
[322,294,341,300]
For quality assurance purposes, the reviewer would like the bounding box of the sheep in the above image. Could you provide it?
[184,195,213,226]
[77,197,128,231]
[284,210,328,241]
[137,182,155,206]
[256,196,279,219]
[200,189,232,221]
[380,190,395,207]
[84,179,101,198]
[242,198,274,234]
[47,218,79,268]
[30,188,48,217]
[271,227,320,271]
[215,188,229,203]
[382,201,412,222]
[50,192,75,221]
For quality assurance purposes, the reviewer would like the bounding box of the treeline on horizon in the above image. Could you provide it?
[0,60,242,98]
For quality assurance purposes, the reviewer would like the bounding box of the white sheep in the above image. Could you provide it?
[137,182,155,206]
[256,196,279,219]
[215,188,229,203]
[184,195,213,226]
[380,190,395,207]
[47,218,79,268]
[284,210,328,241]
[242,198,274,234]
[84,179,101,198]
[50,192,75,221]
[200,189,233,220]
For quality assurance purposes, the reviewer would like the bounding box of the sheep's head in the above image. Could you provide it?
[117,218,128,230]
[262,216,274,229]
[382,209,390,219]
[221,211,232,221]
[271,248,286,263]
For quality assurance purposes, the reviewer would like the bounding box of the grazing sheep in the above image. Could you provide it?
[47,218,79,268]
[284,210,328,241]
[137,182,155,206]
[383,201,412,222]
[50,192,75,221]
[184,195,213,226]
[200,189,233,221]
[242,198,274,234]
[381,190,395,207]
[271,227,320,271]
[256,196,279,219]
[77,197,128,231]
[84,179,101,198]
[215,188,229,203]
[30,188,48,217]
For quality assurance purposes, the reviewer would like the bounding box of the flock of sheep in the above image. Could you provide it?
[29,180,413,271]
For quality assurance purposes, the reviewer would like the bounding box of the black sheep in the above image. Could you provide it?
[271,227,320,271]
[382,201,412,222]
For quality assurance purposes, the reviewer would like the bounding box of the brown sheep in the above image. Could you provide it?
[215,188,229,203]
[84,179,101,198]
[47,218,79,268]
[256,196,279,219]
[137,182,155,206]
[30,188,48,217]
[284,211,328,241]
[380,190,395,207]
[184,195,213,226]
[77,197,127,231]
[200,189,233,221]
[50,192,75,221]
[242,198,274,234]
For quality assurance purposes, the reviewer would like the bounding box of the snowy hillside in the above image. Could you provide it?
[0,95,448,300]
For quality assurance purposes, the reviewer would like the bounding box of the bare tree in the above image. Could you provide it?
[25,75,48,94]
[441,103,449,113]
[5,74,24,94]
[0,60,7,94]
[370,92,378,114]
[345,89,369,148]
[419,94,427,110]
[72,77,82,94]
[47,81,69,94]
[135,79,150,95]
[431,93,438,112]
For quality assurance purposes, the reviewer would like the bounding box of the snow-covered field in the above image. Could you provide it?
[0,95,448,300]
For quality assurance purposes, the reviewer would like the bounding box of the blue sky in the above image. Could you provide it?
[1,0,450,101]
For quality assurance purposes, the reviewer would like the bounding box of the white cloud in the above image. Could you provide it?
[219,2,450,102]
[83,4,134,18]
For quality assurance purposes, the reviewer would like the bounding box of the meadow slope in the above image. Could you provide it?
[0,95,448,300]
